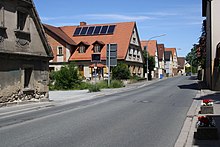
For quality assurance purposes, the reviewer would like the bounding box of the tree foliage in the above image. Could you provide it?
[51,63,82,90]
[142,50,155,79]
[112,62,130,80]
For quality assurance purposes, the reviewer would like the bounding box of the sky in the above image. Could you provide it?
[34,0,204,57]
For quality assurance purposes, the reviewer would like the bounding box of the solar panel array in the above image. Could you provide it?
[73,25,116,36]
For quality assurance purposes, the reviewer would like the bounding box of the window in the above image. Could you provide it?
[0,5,4,27]
[57,46,63,56]
[24,68,32,88]
[17,10,28,30]
[79,45,86,53]
[133,38,136,43]
[94,44,101,53]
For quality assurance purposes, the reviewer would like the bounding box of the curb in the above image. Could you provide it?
[174,81,202,147]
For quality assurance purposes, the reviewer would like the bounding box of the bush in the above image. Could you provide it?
[77,82,92,90]
[88,84,101,92]
[109,80,124,88]
[112,62,130,80]
[52,63,82,90]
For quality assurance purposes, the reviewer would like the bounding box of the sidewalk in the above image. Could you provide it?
[175,82,220,147]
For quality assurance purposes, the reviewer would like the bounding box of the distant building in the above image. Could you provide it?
[141,40,159,78]
[164,51,173,76]
[0,0,53,103]
[165,48,178,75]
[157,44,166,78]
[177,57,185,74]
[44,22,144,80]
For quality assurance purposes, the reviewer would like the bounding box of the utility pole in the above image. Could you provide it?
[145,34,166,81]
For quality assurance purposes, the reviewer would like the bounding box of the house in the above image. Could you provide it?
[165,48,178,75]
[202,0,220,90]
[157,44,166,78]
[177,57,185,74]
[0,0,53,104]
[43,24,76,71]
[141,40,159,78]
[45,22,144,80]
[164,51,173,76]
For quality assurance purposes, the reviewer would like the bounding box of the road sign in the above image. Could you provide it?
[106,44,117,66]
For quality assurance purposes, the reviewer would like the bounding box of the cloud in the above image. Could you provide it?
[84,14,152,21]
[40,13,153,22]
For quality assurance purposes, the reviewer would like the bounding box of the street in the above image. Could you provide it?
[0,76,198,147]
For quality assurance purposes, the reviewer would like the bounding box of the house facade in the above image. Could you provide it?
[157,44,166,78]
[202,0,220,90]
[177,57,185,74]
[45,22,144,80]
[165,48,178,76]
[141,40,159,78]
[43,24,76,71]
[164,51,173,76]
[0,0,53,104]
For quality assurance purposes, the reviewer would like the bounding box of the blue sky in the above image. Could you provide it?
[34,0,203,57]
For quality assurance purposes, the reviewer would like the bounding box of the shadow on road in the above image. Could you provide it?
[178,83,199,90]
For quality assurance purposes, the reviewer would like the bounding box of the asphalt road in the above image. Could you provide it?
[0,76,198,147]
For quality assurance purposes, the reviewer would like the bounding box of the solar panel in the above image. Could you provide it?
[107,25,115,34]
[73,27,82,36]
[87,26,95,35]
[73,25,115,36]
[80,27,88,35]
[93,26,101,35]
[100,26,108,34]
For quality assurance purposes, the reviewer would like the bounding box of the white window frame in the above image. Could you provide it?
[57,46,63,56]
[94,44,101,53]
[79,45,86,53]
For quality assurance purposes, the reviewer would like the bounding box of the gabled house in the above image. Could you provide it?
[141,40,159,78]
[43,24,76,71]
[45,22,144,80]
[177,57,185,74]
[157,44,166,77]
[164,51,173,76]
[202,0,220,90]
[0,0,53,103]
[165,48,178,75]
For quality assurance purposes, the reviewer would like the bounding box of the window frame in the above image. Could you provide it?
[57,46,63,56]
[79,45,86,53]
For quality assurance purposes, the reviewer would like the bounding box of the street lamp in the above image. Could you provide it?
[145,34,166,81]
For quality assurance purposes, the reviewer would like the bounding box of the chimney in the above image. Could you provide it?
[80,22,87,26]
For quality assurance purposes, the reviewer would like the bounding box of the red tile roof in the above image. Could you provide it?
[59,22,136,61]
[165,48,177,57]
[177,57,185,69]
[43,24,76,46]
[141,40,157,56]
[157,44,165,61]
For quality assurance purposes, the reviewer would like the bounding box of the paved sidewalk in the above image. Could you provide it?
[175,82,220,147]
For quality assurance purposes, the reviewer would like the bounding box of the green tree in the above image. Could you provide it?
[53,63,82,90]
[112,62,130,80]
[143,50,155,80]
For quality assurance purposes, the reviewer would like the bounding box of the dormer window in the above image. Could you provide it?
[94,44,101,53]
[79,45,86,53]
[92,41,104,53]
